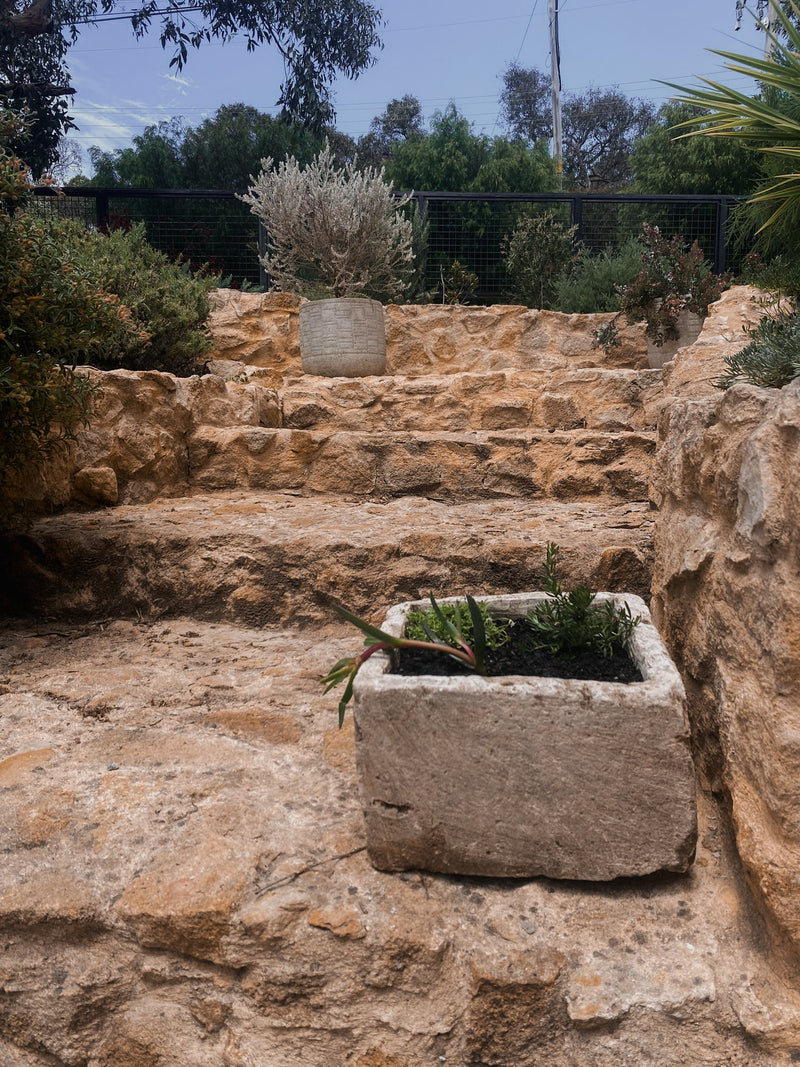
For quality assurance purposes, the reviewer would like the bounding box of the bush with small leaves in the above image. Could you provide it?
[525,542,639,658]
[240,142,414,301]
[52,220,219,376]
[0,114,144,504]
[502,211,581,310]
[555,238,642,313]
[717,303,800,389]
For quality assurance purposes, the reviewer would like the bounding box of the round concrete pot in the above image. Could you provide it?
[646,307,703,370]
[299,297,387,377]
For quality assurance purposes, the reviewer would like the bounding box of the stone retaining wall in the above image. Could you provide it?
[651,286,800,955]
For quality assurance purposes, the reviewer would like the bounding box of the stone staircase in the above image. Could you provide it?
[4,300,792,1067]
[3,334,662,623]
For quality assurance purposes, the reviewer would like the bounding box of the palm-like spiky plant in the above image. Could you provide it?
[665,1,800,233]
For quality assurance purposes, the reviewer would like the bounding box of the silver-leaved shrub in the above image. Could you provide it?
[240,143,414,301]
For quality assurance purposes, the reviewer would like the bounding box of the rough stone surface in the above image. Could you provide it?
[354,593,696,880]
[1,617,799,1066]
[279,367,663,433]
[4,286,800,1062]
[205,291,650,382]
[1,493,654,623]
[653,323,800,957]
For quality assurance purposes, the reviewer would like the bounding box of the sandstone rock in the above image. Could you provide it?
[72,464,118,505]
[653,319,800,955]
[0,492,655,622]
[205,289,303,377]
[0,618,796,1065]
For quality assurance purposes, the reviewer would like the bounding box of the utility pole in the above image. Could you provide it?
[549,0,562,186]
[764,0,781,56]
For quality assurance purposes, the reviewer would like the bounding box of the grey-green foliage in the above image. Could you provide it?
[717,304,800,389]
[525,543,639,659]
[555,238,642,313]
[404,599,509,650]
[502,211,582,310]
[240,142,414,300]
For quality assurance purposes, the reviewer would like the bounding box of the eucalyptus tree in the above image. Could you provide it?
[0,0,383,172]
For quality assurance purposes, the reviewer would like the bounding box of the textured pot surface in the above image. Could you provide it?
[646,309,703,369]
[299,297,387,377]
[353,592,696,880]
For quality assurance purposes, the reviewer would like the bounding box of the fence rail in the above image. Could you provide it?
[32,186,742,300]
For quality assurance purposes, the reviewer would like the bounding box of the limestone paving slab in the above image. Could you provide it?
[0,618,797,1065]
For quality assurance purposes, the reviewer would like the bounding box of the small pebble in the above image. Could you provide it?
[107,762,120,771]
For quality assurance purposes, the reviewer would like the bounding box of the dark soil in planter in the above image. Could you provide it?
[393,618,643,684]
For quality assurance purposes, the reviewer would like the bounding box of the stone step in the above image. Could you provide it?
[2,492,655,624]
[277,368,663,434]
[188,427,656,503]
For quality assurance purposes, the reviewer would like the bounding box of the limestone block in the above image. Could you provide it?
[205,289,303,377]
[72,465,118,506]
[353,592,696,880]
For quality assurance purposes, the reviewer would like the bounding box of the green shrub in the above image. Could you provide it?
[717,304,800,389]
[240,142,414,301]
[405,598,509,650]
[739,252,800,300]
[51,220,219,376]
[501,211,582,310]
[525,543,639,658]
[555,239,642,313]
[617,224,729,346]
[0,115,143,499]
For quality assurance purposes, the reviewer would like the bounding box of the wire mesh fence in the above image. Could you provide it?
[33,186,740,300]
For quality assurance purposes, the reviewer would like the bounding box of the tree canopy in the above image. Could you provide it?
[355,94,425,167]
[384,104,556,193]
[87,105,338,190]
[2,0,382,173]
[498,63,656,189]
[630,102,763,195]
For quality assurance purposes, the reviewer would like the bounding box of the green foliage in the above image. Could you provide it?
[384,104,556,193]
[499,63,656,189]
[426,260,479,305]
[87,106,332,191]
[667,1,800,247]
[0,115,143,497]
[615,224,729,346]
[6,0,382,166]
[526,543,639,659]
[740,250,800,297]
[630,103,764,195]
[555,239,642,313]
[52,220,219,375]
[716,304,800,388]
[322,595,491,727]
[405,599,509,652]
[502,211,582,309]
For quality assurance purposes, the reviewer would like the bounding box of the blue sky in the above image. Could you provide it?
[66,0,769,169]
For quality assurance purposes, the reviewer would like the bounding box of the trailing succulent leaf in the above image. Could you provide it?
[525,542,639,659]
[322,595,494,726]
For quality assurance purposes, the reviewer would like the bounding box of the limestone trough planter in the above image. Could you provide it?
[352,592,696,881]
[299,296,387,376]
